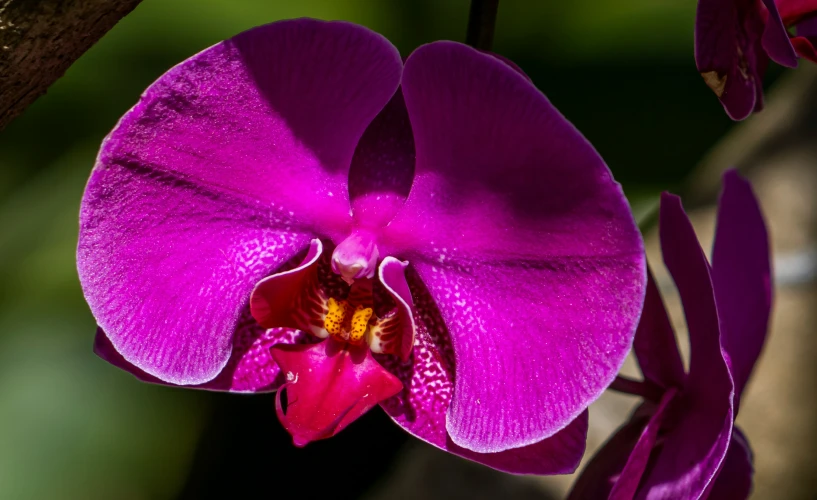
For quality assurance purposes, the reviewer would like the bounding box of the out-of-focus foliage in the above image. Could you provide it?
[0,1,757,498]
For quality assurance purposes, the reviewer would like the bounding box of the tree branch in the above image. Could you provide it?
[0,0,142,131]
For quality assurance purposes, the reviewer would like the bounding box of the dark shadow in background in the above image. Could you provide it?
[176,394,408,499]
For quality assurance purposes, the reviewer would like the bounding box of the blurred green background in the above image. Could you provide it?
[0,0,764,498]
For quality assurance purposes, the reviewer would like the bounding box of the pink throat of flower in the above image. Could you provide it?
[249,239,416,446]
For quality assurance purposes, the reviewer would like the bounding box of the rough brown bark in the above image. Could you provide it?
[0,0,142,131]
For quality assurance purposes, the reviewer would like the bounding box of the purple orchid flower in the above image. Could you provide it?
[568,170,772,499]
[695,0,817,120]
[77,19,646,473]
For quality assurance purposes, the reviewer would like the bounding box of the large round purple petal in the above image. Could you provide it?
[383,41,645,453]
[379,271,587,474]
[712,171,772,403]
[78,19,402,385]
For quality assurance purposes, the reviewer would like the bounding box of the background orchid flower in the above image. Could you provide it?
[777,0,817,60]
[695,0,800,120]
[77,18,646,474]
[568,170,772,499]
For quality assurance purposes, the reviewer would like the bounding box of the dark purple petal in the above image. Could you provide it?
[695,0,767,119]
[761,0,799,67]
[485,52,533,81]
[638,396,733,499]
[705,427,754,500]
[78,19,402,385]
[94,329,164,385]
[659,193,732,403]
[384,41,645,453]
[348,90,415,230]
[636,194,734,499]
[712,170,772,402]
[567,412,650,499]
[94,324,308,393]
[634,268,686,389]
[448,412,588,476]
[609,388,678,499]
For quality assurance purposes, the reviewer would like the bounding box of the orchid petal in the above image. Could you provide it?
[78,164,313,385]
[93,329,163,385]
[94,324,310,393]
[485,52,533,81]
[761,0,799,67]
[659,193,732,402]
[705,427,754,500]
[695,0,766,119]
[373,257,416,361]
[251,239,323,329]
[791,35,817,62]
[348,90,415,230]
[636,194,734,499]
[386,41,645,453]
[379,271,587,474]
[271,338,402,447]
[567,413,649,499]
[609,388,678,500]
[712,171,772,402]
[638,398,733,499]
[776,0,817,25]
[634,268,686,389]
[78,20,402,385]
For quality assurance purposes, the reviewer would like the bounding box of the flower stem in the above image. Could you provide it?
[465,0,499,51]
[609,375,664,403]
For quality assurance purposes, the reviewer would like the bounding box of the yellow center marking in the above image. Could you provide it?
[323,298,374,344]
[350,305,374,343]
[324,298,349,336]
